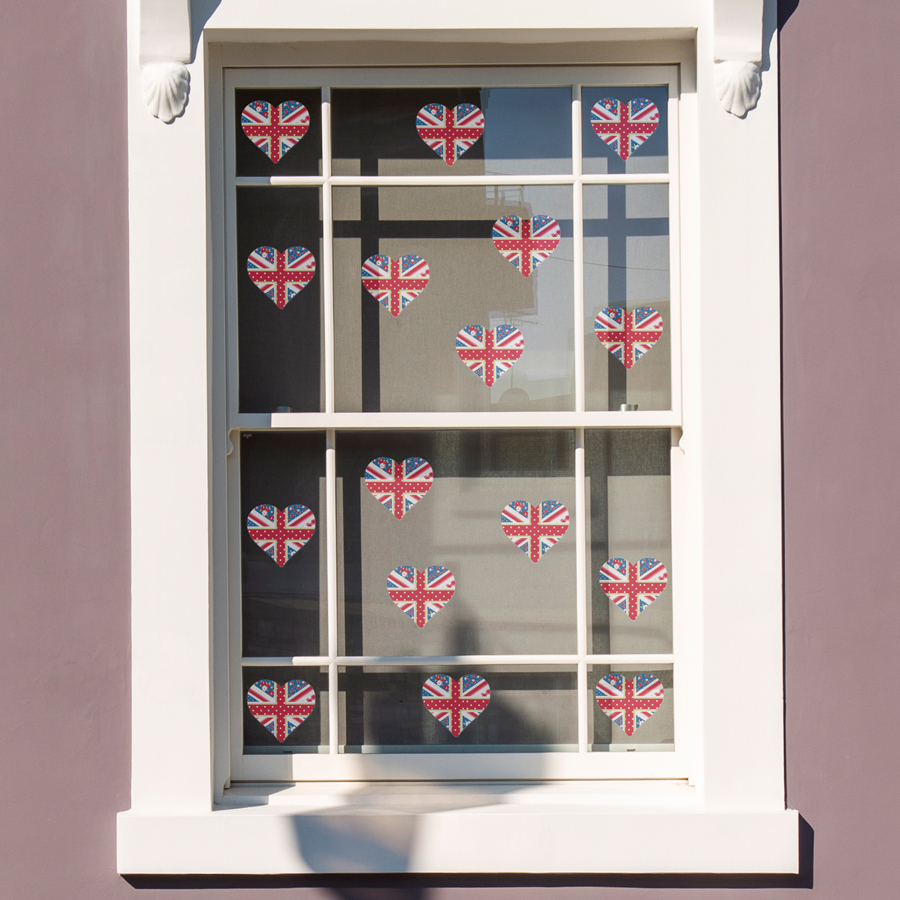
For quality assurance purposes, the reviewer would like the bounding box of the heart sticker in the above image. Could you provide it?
[456,324,525,386]
[246,504,316,567]
[501,500,569,562]
[416,103,485,165]
[247,246,316,309]
[492,215,561,277]
[590,98,660,161]
[365,457,434,520]
[241,100,310,163]
[595,674,665,737]
[247,679,316,742]
[594,307,663,369]
[598,558,668,620]
[387,565,456,627]
[422,674,490,736]
[361,254,431,317]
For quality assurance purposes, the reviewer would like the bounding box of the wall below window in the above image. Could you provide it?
[0,0,896,896]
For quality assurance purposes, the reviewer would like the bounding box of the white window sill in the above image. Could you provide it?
[117,783,799,874]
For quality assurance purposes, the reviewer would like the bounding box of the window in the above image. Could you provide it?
[119,21,797,876]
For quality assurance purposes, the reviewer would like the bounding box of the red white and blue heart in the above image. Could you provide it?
[247,246,316,309]
[595,674,664,737]
[590,98,660,160]
[247,679,316,742]
[595,307,663,368]
[365,457,434,520]
[500,500,569,562]
[416,103,485,165]
[492,215,561,277]
[241,100,310,163]
[456,324,524,386]
[422,674,490,736]
[598,558,668,620]
[246,504,316,567]
[361,254,430,317]
[387,565,455,627]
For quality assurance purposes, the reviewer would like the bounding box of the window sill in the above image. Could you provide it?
[117,783,799,874]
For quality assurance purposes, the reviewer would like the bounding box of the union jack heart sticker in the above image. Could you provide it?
[361,254,431,317]
[365,457,434,520]
[456,324,525,387]
[247,679,316,742]
[416,102,485,166]
[492,215,561,277]
[247,246,316,309]
[387,565,456,627]
[595,674,665,737]
[598,558,668,620]
[246,504,316,567]
[422,674,491,736]
[595,307,663,369]
[501,500,569,562]
[241,100,310,163]
[590,98,660,161]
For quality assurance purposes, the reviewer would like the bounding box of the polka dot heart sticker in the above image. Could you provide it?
[590,98,660,161]
[387,565,456,627]
[361,254,431,317]
[365,457,434,520]
[594,307,663,369]
[456,324,524,387]
[595,674,664,737]
[598,558,668,620]
[241,100,310,163]
[422,674,491,736]
[500,500,569,562]
[247,679,316,742]
[492,215,561,277]
[416,102,485,165]
[246,504,316,567]
[247,246,316,309]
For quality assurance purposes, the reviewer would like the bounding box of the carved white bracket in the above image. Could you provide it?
[714,0,764,116]
[140,0,192,122]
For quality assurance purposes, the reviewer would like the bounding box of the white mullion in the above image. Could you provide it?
[572,84,585,415]
[326,429,338,753]
[241,653,674,667]
[575,427,588,753]
[235,174,670,188]
[322,86,335,415]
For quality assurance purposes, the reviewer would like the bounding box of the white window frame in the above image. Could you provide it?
[119,0,797,876]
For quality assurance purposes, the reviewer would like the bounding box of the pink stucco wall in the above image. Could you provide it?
[0,1,896,896]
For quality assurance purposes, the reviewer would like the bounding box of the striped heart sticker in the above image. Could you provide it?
[247,679,316,742]
[241,100,310,163]
[595,674,665,737]
[361,254,431,317]
[246,504,316,567]
[590,98,660,160]
[598,558,668,620]
[247,246,316,309]
[365,457,434,520]
[456,324,524,386]
[492,215,561,277]
[416,102,485,165]
[500,500,569,562]
[595,307,663,368]
[422,674,491,736]
[387,565,456,627]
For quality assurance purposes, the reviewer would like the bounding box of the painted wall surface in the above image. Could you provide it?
[0,0,897,897]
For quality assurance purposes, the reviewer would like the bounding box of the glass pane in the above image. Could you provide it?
[241,431,327,657]
[332,88,572,176]
[243,665,329,753]
[584,184,671,411]
[237,187,323,413]
[590,665,674,750]
[340,666,578,752]
[581,86,669,175]
[336,431,577,656]
[235,88,322,177]
[586,430,672,654]
[333,185,574,412]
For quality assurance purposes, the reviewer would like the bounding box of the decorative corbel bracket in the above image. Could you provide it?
[714,0,764,117]
[140,0,192,123]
